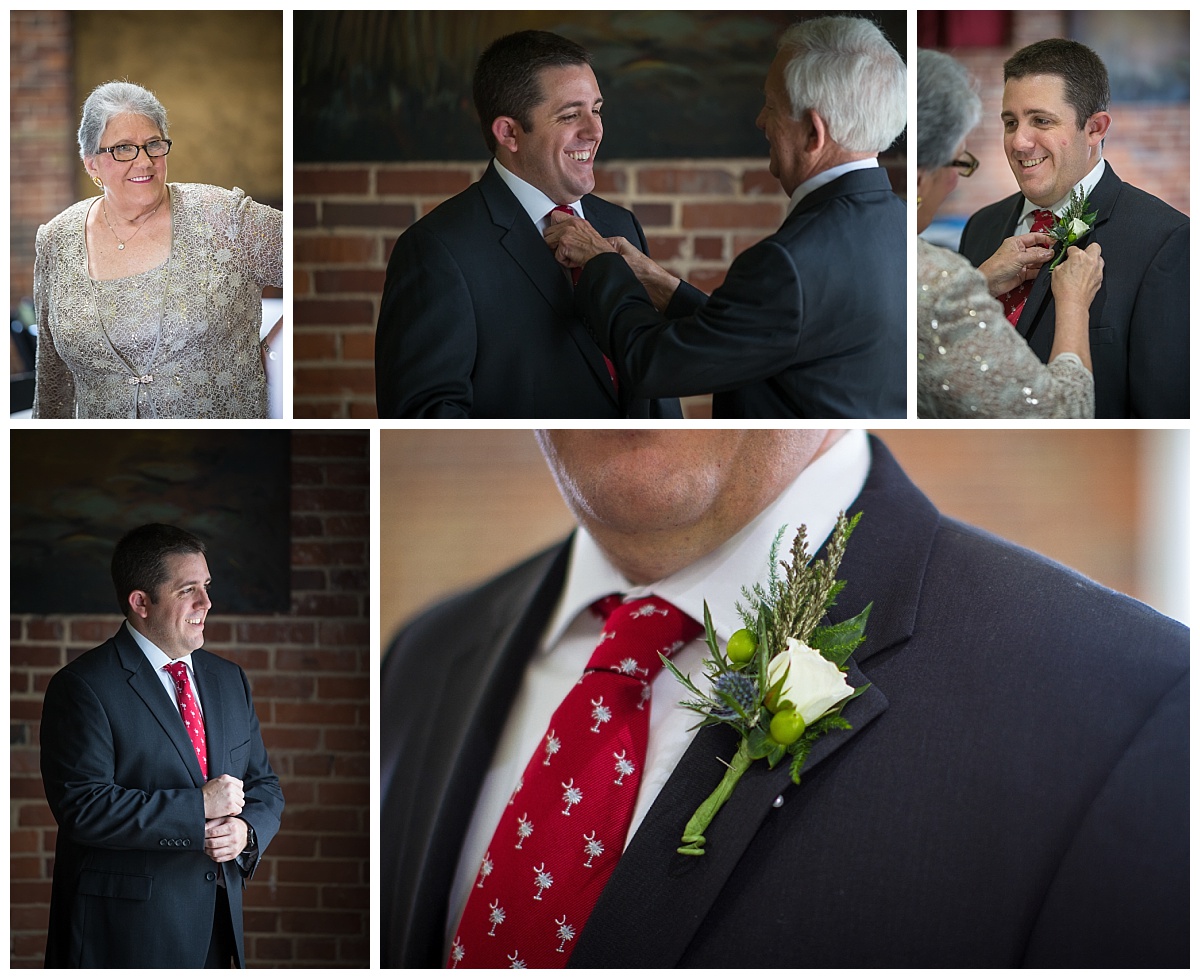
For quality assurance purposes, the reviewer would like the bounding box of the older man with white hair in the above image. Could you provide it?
[544,16,907,418]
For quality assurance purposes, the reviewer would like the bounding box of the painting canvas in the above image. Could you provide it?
[295,10,907,162]
[11,431,290,614]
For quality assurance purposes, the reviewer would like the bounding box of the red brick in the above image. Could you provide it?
[253,938,295,961]
[294,201,318,228]
[251,675,315,699]
[259,725,320,749]
[322,202,415,229]
[321,885,368,909]
[638,167,735,195]
[321,834,369,859]
[280,910,363,935]
[646,235,685,260]
[293,400,343,419]
[324,728,369,753]
[11,669,29,694]
[294,298,375,327]
[340,331,376,362]
[10,645,63,668]
[592,166,628,194]
[742,169,782,196]
[293,367,375,398]
[295,938,338,960]
[294,236,376,265]
[687,268,729,294]
[318,781,369,806]
[632,202,673,228]
[292,593,361,618]
[278,857,362,884]
[377,167,473,196]
[267,833,319,858]
[694,235,726,261]
[293,332,338,362]
[26,620,62,641]
[276,649,361,673]
[237,622,315,645]
[275,702,358,726]
[294,168,370,196]
[681,201,782,230]
[293,268,313,295]
[314,269,386,294]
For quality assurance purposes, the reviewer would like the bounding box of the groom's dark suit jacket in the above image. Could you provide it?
[375,161,682,420]
[573,167,906,418]
[381,438,1188,967]
[41,625,284,968]
[959,165,1188,419]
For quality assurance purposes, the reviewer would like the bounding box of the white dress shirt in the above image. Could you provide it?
[493,158,586,233]
[126,621,204,716]
[1012,158,1106,235]
[446,431,871,946]
[787,157,879,217]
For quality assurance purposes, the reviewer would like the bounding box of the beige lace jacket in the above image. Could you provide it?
[918,239,1094,418]
[32,183,282,418]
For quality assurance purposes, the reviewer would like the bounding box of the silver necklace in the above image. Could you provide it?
[102,198,161,251]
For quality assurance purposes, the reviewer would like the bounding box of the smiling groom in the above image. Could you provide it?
[958,38,1188,418]
[40,524,283,967]
[374,30,681,420]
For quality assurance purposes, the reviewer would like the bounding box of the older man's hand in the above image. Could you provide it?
[544,210,617,269]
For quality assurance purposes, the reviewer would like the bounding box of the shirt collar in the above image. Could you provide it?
[125,620,196,673]
[1017,157,1106,226]
[787,158,879,216]
[543,430,871,649]
[493,158,585,232]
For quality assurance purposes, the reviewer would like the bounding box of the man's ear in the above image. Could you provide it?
[128,590,152,620]
[805,109,829,153]
[1084,111,1111,147]
[492,116,522,155]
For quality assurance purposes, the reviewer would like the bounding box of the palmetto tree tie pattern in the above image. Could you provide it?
[1001,208,1055,326]
[163,661,208,780]
[448,595,700,968]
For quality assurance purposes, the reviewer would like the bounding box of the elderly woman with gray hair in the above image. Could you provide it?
[32,81,282,418]
[917,49,1101,418]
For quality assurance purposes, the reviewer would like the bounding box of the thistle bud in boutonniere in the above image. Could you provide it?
[1046,186,1098,271]
[661,512,871,857]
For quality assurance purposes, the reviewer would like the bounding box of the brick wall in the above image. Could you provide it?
[9,430,369,968]
[930,11,1190,222]
[294,160,906,418]
[10,11,76,309]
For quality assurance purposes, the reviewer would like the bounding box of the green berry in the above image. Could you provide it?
[726,628,758,665]
[769,709,806,746]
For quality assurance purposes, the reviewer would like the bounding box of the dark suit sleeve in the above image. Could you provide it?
[375,225,476,418]
[226,666,283,878]
[40,669,207,851]
[1128,222,1189,418]
[575,241,803,399]
[1022,671,1188,966]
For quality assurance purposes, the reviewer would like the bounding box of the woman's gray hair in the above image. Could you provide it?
[917,49,981,170]
[77,81,169,160]
[779,17,907,154]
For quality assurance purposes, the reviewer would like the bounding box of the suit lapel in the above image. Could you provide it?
[480,164,619,405]
[192,651,225,777]
[116,626,208,787]
[570,438,941,966]
[1018,166,1118,346]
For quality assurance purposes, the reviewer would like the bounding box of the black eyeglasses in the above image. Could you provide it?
[98,139,172,163]
[949,150,979,178]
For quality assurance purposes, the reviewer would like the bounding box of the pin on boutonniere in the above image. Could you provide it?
[1046,187,1097,271]
[661,512,871,857]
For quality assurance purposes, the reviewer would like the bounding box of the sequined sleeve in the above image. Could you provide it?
[222,188,283,290]
[31,223,77,418]
[917,239,1094,418]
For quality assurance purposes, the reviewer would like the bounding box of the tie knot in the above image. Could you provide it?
[1031,208,1055,232]
[586,595,700,680]
[164,661,187,682]
[550,204,576,218]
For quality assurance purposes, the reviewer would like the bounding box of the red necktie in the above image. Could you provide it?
[1000,208,1055,326]
[164,661,208,780]
[549,205,618,392]
[448,595,700,969]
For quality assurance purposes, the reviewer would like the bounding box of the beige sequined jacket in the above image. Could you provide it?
[917,239,1094,418]
[32,183,282,419]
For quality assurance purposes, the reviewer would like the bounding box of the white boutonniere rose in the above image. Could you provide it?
[767,637,856,723]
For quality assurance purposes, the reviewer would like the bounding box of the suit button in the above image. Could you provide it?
[183,839,191,846]
[159,840,167,846]
[206,871,216,882]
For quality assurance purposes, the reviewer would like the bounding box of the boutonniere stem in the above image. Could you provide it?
[1046,187,1097,271]
[663,512,871,857]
